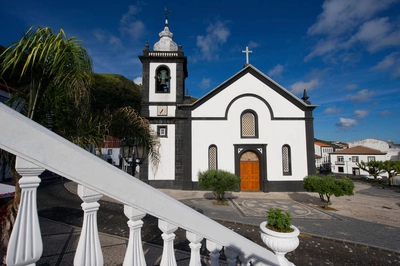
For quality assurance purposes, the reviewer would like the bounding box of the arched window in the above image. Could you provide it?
[282,145,292,175]
[155,65,170,93]
[208,145,218,170]
[241,110,258,138]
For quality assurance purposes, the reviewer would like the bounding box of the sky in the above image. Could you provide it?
[1,0,400,143]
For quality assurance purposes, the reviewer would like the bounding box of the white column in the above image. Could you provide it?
[122,205,146,266]
[224,247,239,266]
[74,185,103,266]
[158,219,178,266]
[6,157,44,266]
[186,231,204,266]
[206,240,222,266]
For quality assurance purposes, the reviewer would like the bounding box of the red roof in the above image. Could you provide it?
[329,146,386,155]
[101,136,121,148]
[314,141,332,147]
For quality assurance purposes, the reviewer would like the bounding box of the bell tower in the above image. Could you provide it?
[138,11,191,189]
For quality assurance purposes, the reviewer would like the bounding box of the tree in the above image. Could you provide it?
[303,175,354,208]
[198,169,241,202]
[0,26,159,262]
[380,161,400,186]
[356,160,385,179]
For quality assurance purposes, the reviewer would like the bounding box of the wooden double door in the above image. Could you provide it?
[240,151,260,191]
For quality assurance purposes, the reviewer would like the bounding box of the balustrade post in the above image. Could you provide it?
[6,157,44,266]
[224,247,239,266]
[74,185,103,266]
[206,240,222,266]
[186,231,204,266]
[239,254,251,266]
[158,219,178,266]
[123,205,146,266]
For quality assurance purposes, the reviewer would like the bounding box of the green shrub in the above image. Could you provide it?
[266,208,293,233]
[198,169,241,202]
[303,175,354,208]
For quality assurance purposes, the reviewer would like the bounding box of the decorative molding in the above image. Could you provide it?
[238,148,243,153]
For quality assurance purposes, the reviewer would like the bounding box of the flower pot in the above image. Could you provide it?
[260,221,300,266]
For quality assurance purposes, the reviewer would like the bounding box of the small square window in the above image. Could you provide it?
[157,126,168,137]
[352,156,359,162]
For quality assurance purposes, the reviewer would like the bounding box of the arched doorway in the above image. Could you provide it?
[240,151,260,191]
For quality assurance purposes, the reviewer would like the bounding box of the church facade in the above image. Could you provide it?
[139,17,317,192]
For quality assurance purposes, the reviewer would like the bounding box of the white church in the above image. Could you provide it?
[138,16,317,192]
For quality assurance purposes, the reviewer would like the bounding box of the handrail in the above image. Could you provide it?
[0,103,279,265]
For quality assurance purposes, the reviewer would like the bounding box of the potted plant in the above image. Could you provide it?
[260,208,300,266]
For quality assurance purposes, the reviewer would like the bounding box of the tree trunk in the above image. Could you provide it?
[0,165,21,264]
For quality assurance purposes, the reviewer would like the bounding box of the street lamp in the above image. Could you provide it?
[120,138,149,176]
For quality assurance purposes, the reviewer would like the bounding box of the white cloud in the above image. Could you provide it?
[133,77,142,85]
[306,0,398,61]
[346,89,375,102]
[345,84,359,90]
[248,41,260,49]
[109,36,123,49]
[379,110,392,116]
[323,107,342,114]
[196,21,230,60]
[371,52,400,78]
[308,0,396,37]
[267,64,284,78]
[290,79,320,94]
[199,78,211,89]
[336,117,357,129]
[354,109,369,118]
[120,5,145,40]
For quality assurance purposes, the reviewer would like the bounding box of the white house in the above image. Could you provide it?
[348,138,400,161]
[330,146,386,176]
[138,17,317,192]
[314,141,334,171]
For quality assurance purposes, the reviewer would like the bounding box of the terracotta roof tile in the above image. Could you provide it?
[314,141,332,147]
[330,146,386,155]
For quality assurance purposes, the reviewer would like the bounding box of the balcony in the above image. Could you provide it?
[0,103,286,266]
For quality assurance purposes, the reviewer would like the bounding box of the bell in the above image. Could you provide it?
[159,69,169,86]
[160,77,167,85]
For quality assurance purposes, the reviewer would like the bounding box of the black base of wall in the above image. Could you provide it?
[146,180,304,192]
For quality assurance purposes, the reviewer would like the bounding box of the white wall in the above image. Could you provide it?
[330,154,387,175]
[191,82,308,182]
[192,73,305,118]
[148,124,175,180]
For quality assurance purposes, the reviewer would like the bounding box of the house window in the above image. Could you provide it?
[157,125,168,137]
[338,156,344,162]
[107,149,112,155]
[155,65,170,93]
[241,110,258,138]
[338,167,344,173]
[282,145,292,175]
[352,156,359,162]
[367,156,375,162]
[208,145,218,170]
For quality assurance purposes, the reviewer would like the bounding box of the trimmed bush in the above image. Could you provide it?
[198,169,241,202]
[303,175,354,208]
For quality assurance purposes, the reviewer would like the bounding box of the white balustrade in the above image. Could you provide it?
[206,240,222,266]
[225,247,239,266]
[6,157,44,266]
[186,231,204,266]
[123,205,146,266]
[158,219,178,266]
[74,185,104,266]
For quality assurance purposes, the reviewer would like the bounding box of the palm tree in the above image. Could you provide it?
[0,26,159,262]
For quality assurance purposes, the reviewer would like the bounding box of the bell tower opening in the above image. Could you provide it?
[155,65,170,93]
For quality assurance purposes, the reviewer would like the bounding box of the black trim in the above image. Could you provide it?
[234,144,267,192]
[157,125,168,137]
[282,144,292,176]
[240,109,259,138]
[208,145,218,169]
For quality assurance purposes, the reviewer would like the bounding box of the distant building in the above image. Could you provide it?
[330,146,386,176]
[348,138,400,161]
[314,141,334,172]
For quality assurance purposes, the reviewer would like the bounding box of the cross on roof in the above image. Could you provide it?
[242,46,252,64]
